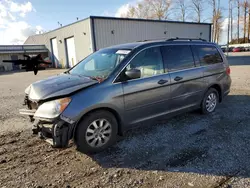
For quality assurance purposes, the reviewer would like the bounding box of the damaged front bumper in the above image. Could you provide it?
[20,108,75,148]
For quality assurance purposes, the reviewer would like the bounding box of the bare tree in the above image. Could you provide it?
[248,3,250,41]
[191,0,204,23]
[242,0,248,43]
[215,10,223,42]
[210,0,216,42]
[125,6,136,18]
[125,2,151,19]
[122,0,172,20]
[230,1,233,41]
[147,0,172,20]
[237,0,240,43]
[176,0,189,21]
[210,0,223,43]
[136,2,151,18]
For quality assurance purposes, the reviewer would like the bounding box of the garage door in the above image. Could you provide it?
[51,38,59,68]
[11,55,20,70]
[66,37,77,68]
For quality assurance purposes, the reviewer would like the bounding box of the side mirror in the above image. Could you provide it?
[125,68,141,79]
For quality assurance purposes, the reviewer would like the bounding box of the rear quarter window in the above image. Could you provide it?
[161,45,195,71]
[193,45,223,66]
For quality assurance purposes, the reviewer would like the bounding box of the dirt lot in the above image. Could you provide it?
[1,56,250,188]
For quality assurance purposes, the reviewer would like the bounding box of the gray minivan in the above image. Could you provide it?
[20,38,231,153]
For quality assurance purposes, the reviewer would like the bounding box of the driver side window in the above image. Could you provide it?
[126,47,164,79]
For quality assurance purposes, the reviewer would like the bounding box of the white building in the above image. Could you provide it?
[0,45,48,72]
[24,16,212,69]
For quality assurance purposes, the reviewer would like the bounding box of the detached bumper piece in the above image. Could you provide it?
[19,108,36,116]
[33,119,74,148]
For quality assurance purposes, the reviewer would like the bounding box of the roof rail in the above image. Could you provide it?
[136,38,167,42]
[167,37,207,42]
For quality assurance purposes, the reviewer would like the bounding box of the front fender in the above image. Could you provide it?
[61,82,125,131]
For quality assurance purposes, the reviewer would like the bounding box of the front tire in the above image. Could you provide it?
[75,110,118,154]
[201,88,219,114]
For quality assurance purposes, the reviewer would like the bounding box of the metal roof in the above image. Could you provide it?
[0,45,48,54]
[28,16,212,37]
[90,16,212,26]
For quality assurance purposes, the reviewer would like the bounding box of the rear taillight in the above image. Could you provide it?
[226,67,231,75]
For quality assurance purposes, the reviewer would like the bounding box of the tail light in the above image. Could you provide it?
[226,67,231,75]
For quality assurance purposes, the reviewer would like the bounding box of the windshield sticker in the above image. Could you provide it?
[116,50,131,55]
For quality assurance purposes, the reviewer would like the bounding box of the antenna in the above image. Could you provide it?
[58,22,62,27]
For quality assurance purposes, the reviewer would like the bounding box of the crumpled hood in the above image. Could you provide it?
[25,73,98,101]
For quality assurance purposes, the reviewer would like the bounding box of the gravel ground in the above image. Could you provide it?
[0,56,250,188]
[0,69,66,134]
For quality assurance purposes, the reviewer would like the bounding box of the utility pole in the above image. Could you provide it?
[248,7,250,42]
[227,0,231,56]
[244,1,247,43]
[237,0,240,43]
[230,2,233,42]
[217,0,221,43]
[212,0,216,43]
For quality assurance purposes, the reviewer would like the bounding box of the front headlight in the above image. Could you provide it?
[34,97,71,119]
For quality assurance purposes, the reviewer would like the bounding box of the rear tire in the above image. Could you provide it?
[75,110,118,154]
[201,88,219,114]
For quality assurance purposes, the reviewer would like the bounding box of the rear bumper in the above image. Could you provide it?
[223,89,230,97]
[221,89,230,102]
[221,75,231,101]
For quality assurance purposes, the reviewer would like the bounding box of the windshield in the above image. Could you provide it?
[69,48,131,78]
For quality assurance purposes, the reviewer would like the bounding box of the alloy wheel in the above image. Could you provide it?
[206,92,217,112]
[85,119,112,148]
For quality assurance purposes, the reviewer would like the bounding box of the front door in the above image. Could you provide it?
[66,37,77,68]
[121,47,171,126]
[51,38,59,68]
[161,45,204,112]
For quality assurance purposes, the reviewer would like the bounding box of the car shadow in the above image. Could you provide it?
[227,55,250,66]
[89,94,250,177]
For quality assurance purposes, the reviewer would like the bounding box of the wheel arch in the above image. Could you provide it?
[206,84,222,102]
[72,107,124,140]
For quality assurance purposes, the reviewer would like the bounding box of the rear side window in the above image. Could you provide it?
[161,45,195,71]
[193,45,223,65]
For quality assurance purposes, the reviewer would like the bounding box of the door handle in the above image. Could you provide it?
[158,79,168,85]
[174,76,183,81]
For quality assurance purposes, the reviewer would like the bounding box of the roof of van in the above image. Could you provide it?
[106,39,216,50]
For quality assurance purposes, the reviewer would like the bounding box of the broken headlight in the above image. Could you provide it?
[34,97,71,119]
[25,85,31,94]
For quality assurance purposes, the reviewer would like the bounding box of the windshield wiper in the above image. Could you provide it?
[90,76,104,83]
[89,76,98,81]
